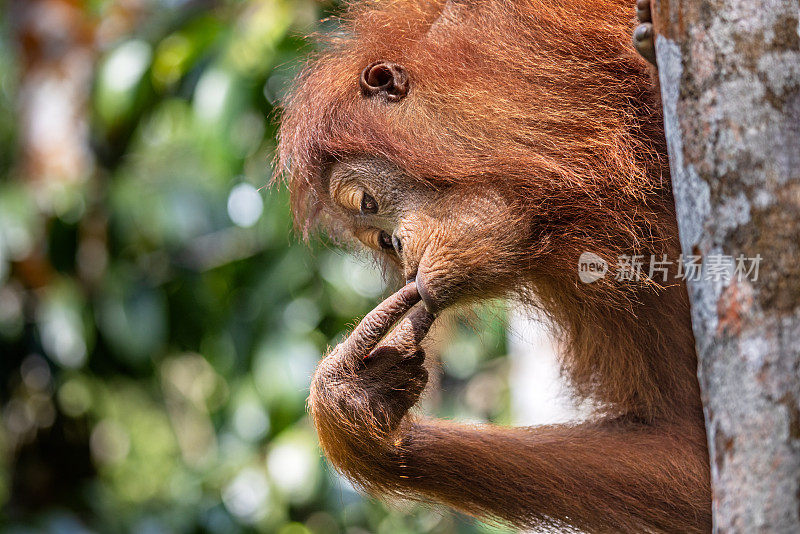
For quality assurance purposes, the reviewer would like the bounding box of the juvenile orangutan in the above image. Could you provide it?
[278,1,711,532]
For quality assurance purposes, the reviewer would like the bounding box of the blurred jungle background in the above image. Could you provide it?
[0,1,514,532]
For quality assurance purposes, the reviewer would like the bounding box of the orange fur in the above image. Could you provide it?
[278,1,711,532]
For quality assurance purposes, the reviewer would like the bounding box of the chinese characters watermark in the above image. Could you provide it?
[578,252,762,284]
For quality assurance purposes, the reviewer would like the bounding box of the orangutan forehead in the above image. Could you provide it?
[319,156,416,196]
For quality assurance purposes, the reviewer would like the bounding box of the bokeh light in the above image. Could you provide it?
[227,182,264,228]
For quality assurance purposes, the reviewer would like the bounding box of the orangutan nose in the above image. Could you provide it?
[359,61,409,102]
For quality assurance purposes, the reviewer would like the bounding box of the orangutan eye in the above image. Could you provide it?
[354,228,395,253]
[377,230,393,250]
[360,192,379,214]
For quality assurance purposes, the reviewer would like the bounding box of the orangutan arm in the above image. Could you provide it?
[308,284,710,533]
[394,417,710,533]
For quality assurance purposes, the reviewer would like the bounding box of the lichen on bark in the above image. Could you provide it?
[654,0,800,531]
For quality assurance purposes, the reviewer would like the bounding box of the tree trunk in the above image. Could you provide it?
[653,0,800,531]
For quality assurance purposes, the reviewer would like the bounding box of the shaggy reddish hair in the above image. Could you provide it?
[277,1,710,532]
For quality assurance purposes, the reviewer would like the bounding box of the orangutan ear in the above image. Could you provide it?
[359,61,409,102]
[426,0,473,39]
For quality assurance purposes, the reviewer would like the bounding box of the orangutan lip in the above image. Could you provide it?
[415,280,438,315]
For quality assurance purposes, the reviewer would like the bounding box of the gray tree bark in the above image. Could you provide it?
[653,0,800,531]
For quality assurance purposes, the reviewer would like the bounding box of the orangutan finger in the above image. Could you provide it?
[367,304,435,360]
[342,282,421,357]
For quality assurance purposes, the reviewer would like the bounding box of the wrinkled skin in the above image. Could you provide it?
[310,283,431,455]
[323,157,532,313]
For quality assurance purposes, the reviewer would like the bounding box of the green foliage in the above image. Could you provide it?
[0,2,513,533]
